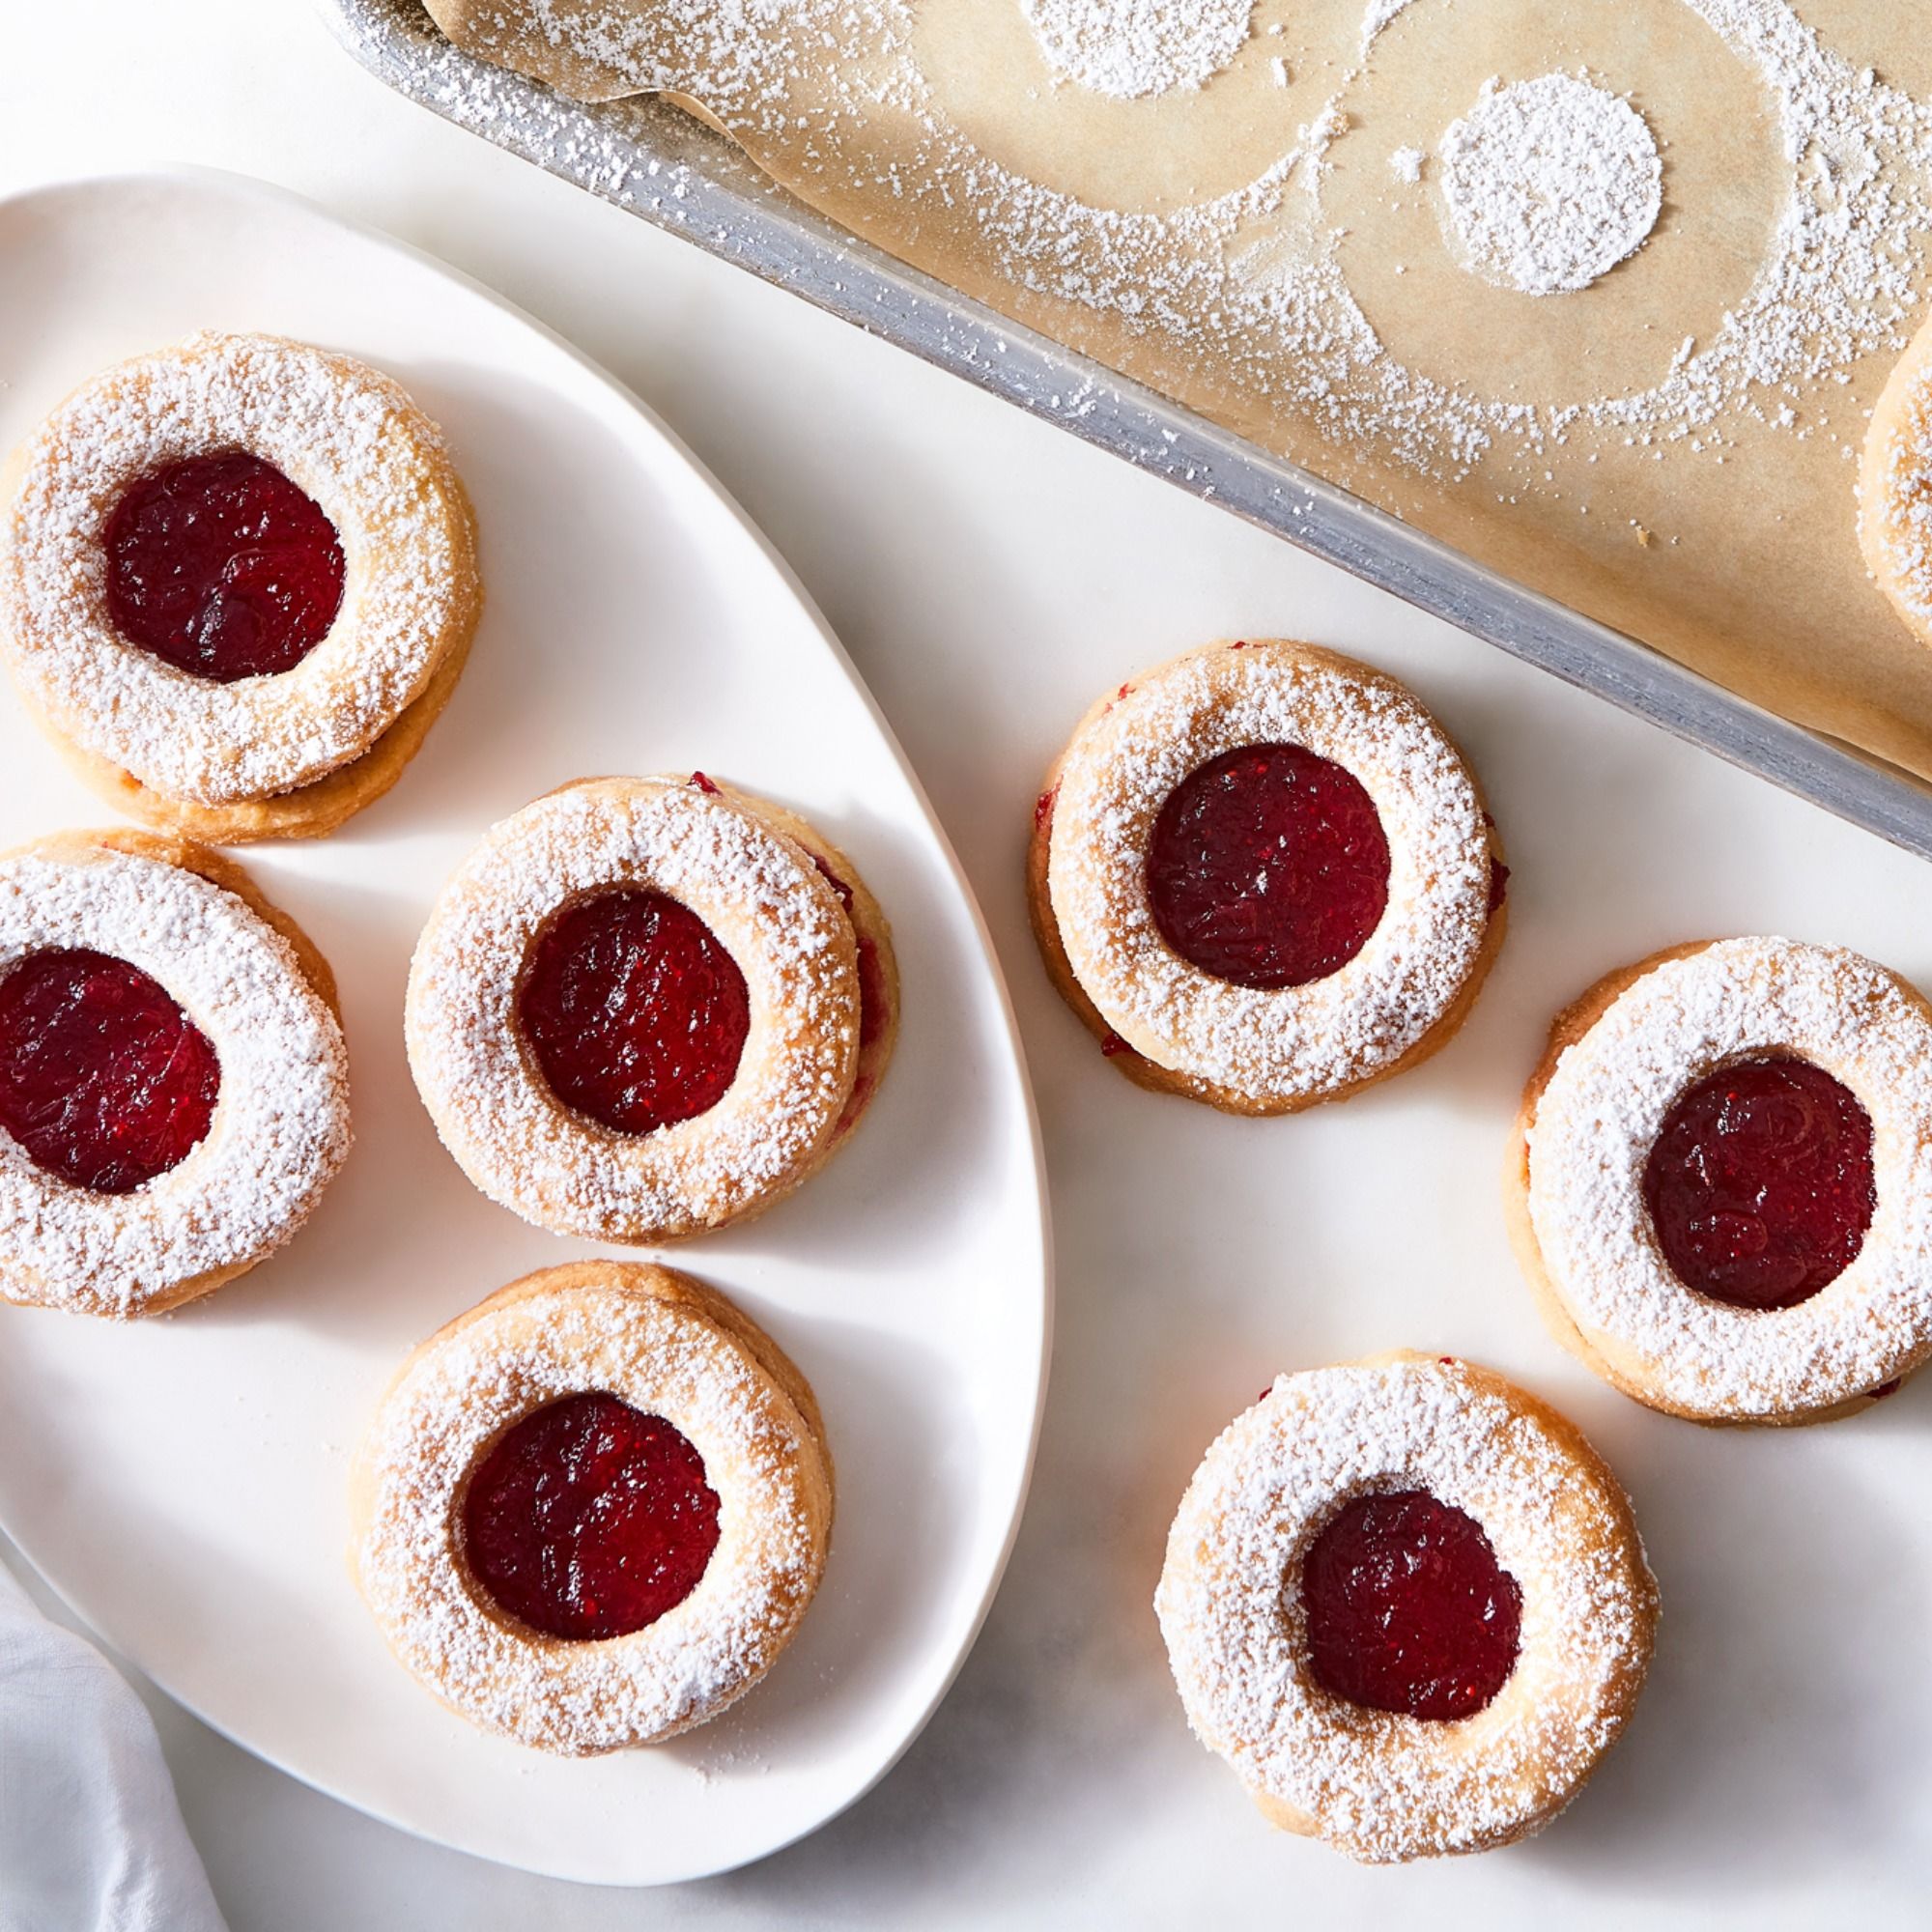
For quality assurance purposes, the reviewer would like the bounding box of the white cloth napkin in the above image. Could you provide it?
[0,1559,226,1932]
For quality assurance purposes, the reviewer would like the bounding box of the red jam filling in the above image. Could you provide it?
[0,948,219,1194]
[461,1393,722,1641]
[1642,1055,1876,1312]
[517,888,750,1135]
[1147,744,1391,989]
[1301,1490,1522,1720]
[1481,813,1509,916]
[102,451,345,683]
[810,855,886,1050]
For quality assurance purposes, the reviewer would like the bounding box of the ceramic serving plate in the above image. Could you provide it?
[0,166,1051,1886]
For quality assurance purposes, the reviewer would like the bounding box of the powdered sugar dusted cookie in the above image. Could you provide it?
[0,828,351,1316]
[407,774,894,1243]
[352,1260,833,1754]
[1863,309,1932,648]
[1157,1352,1657,1861]
[1509,937,1932,1426]
[1029,639,1504,1114]
[0,331,479,841]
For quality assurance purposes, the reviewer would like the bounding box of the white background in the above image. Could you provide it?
[6,3,1932,1926]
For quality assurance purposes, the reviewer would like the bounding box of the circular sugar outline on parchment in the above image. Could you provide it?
[1021,0,1255,99]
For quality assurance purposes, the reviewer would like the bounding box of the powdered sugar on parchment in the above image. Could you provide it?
[1021,0,1253,99]
[375,0,1932,492]
[1438,74,1662,296]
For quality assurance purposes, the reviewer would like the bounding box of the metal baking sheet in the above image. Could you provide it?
[324,0,1932,860]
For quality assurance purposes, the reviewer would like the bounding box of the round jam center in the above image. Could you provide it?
[1147,744,1391,989]
[461,1393,722,1642]
[1301,1490,1522,1721]
[1642,1055,1875,1312]
[103,451,346,682]
[517,889,751,1136]
[0,948,220,1194]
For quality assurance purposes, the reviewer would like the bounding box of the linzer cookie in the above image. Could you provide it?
[352,1261,834,1754]
[0,828,352,1317]
[407,774,895,1243]
[0,331,480,841]
[1028,639,1504,1113]
[1156,1353,1657,1862]
[1508,937,1932,1426]
[1863,306,1932,649]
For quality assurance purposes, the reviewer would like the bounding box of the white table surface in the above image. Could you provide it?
[8,5,1932,1927]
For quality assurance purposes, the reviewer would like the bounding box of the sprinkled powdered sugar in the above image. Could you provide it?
[356,1274,829,1753]
[1,331,471,806]
[1526,938,1932,1420]
[406,778,860,1241]
[1248,1,1932,468]
[1156,1356,1656,1863]
[1357,0,1414,54]
[1437,74,1662,297]
[0,846,352,1318]
[1020,0,1253,100]
[1047,646,1492,1103]
[384,0,1932,495]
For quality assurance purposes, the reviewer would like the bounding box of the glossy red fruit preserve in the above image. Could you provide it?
[1642,1054,1875,1311]
[1147,744,1390,989]
[517,889,751,1135]
[1301,1490,1522,1720]
[0,948,220,1194]
[810,855,887,1049]
[103,451,345,682]
[461,1393,722,1641]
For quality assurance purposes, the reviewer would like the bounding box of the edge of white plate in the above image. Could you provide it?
[0,161,1055,1885]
